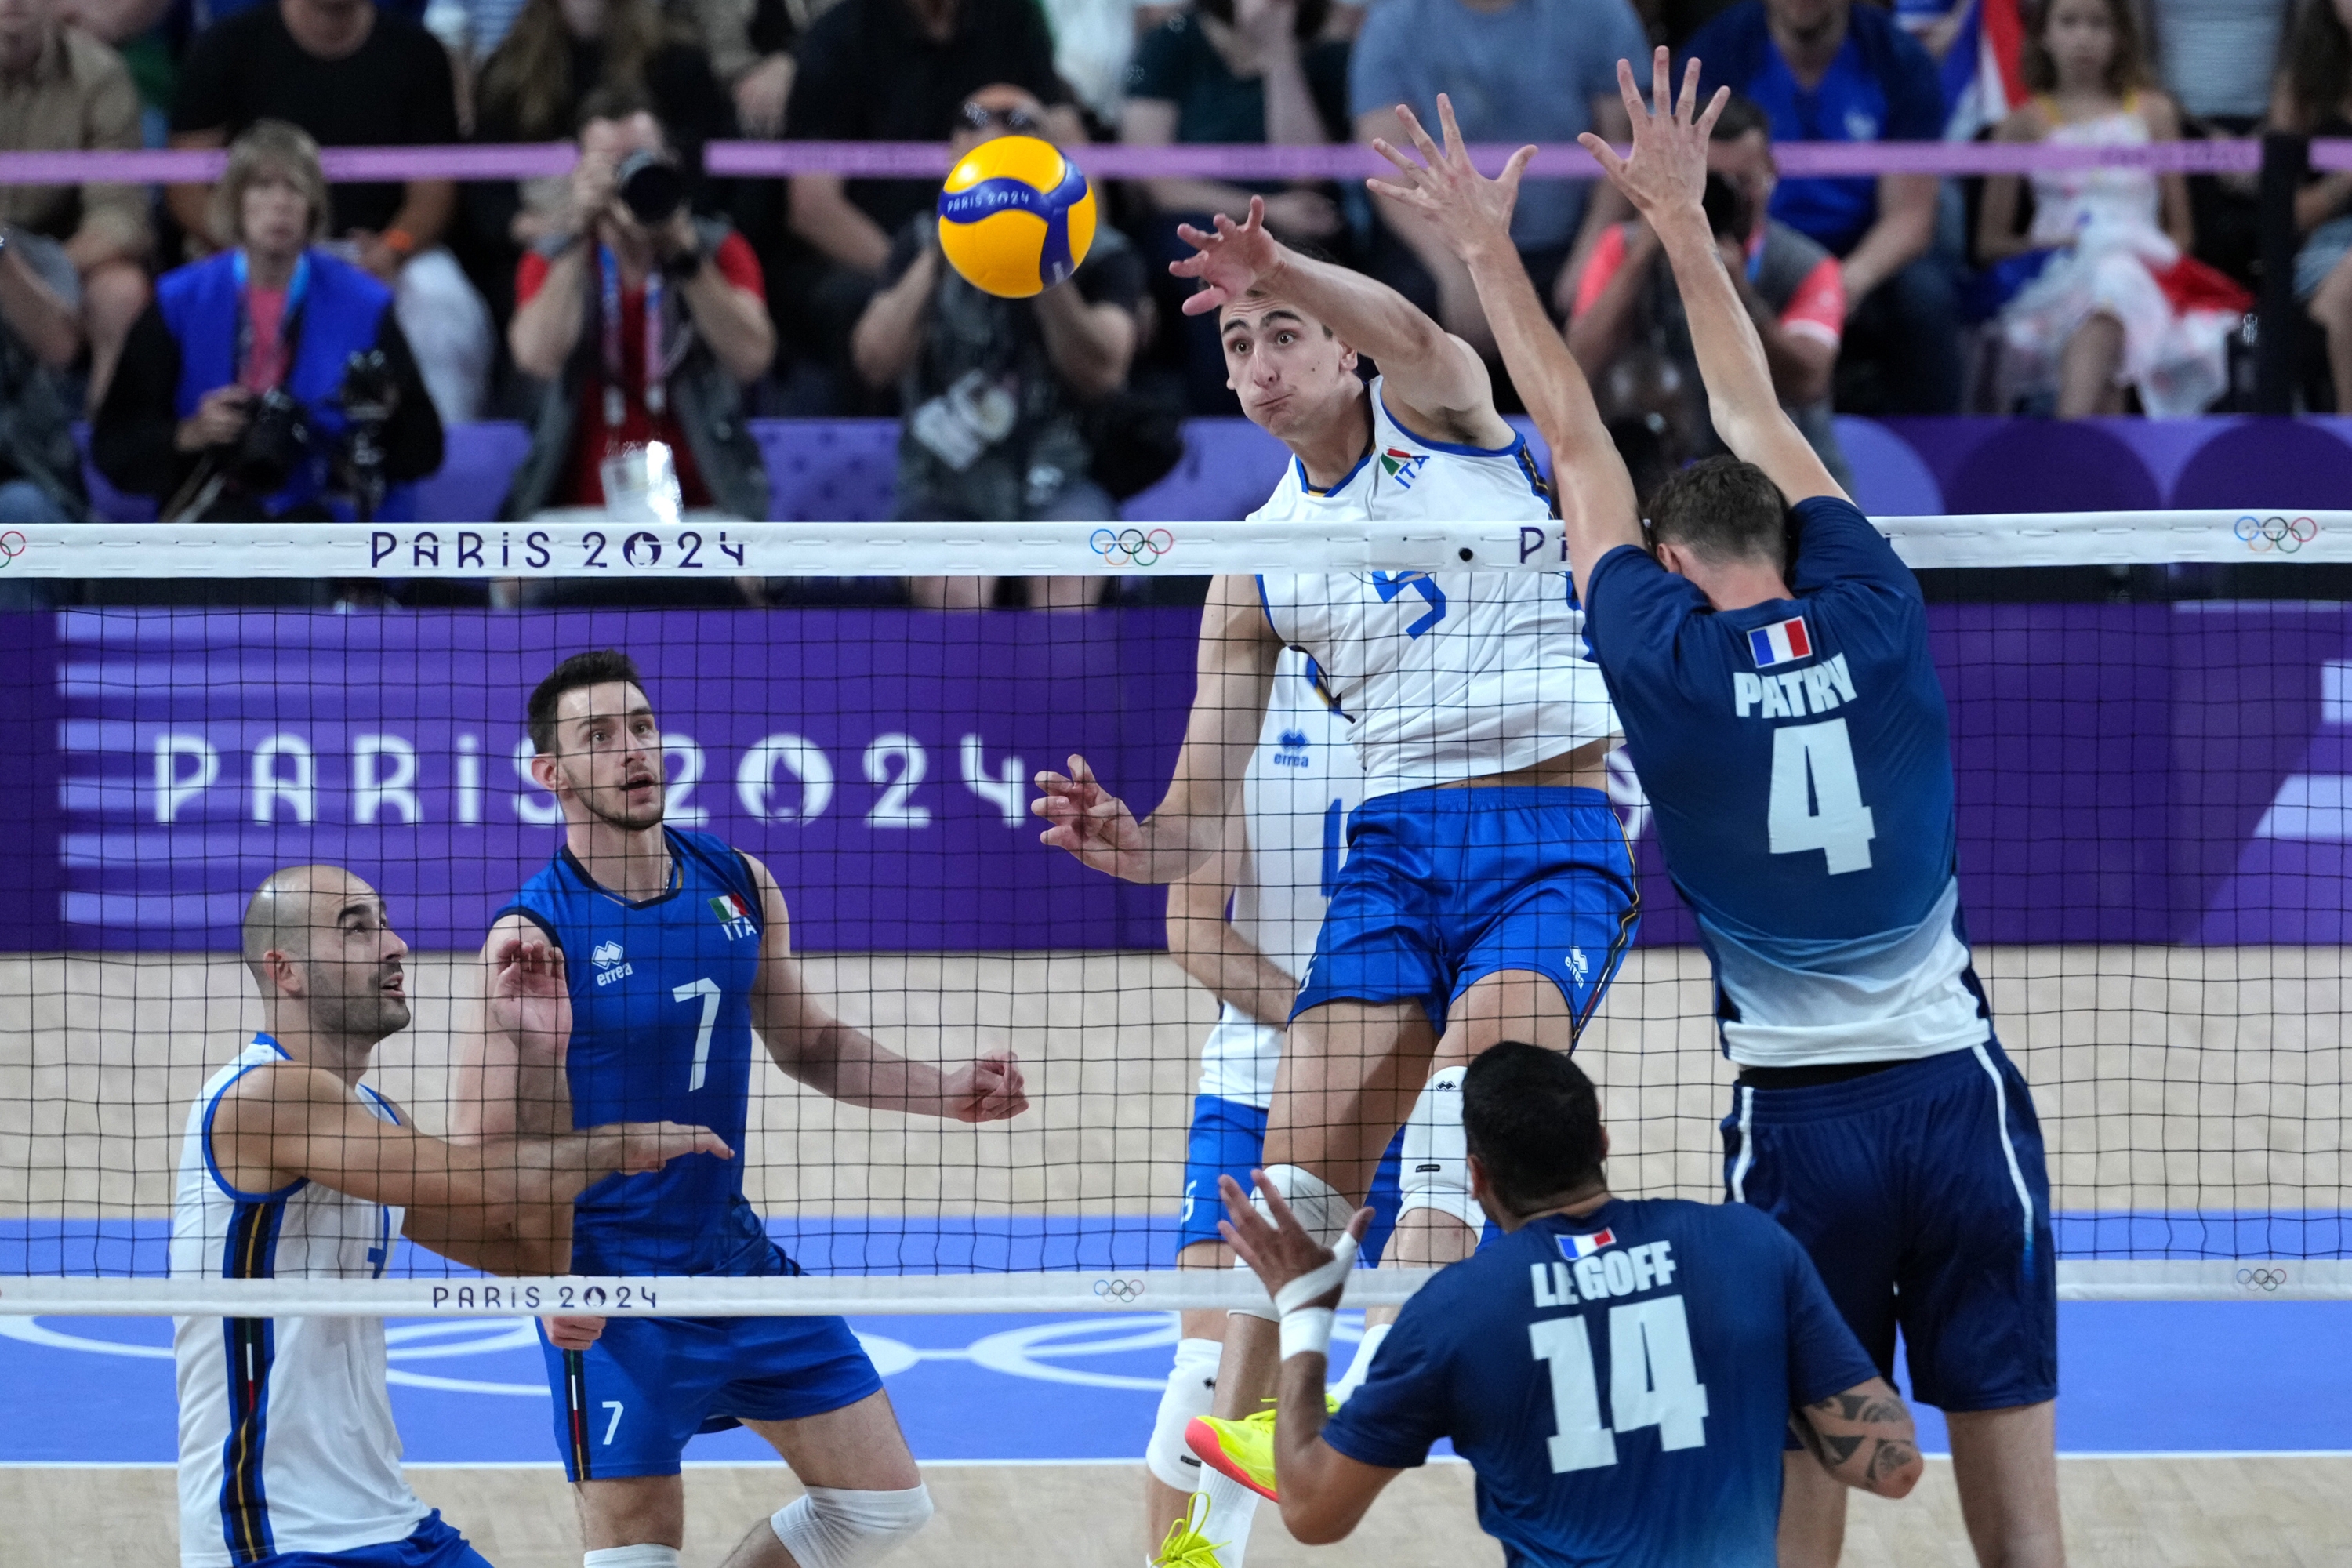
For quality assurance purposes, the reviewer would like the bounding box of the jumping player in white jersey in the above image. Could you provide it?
[1374,58,2063,1568]
[1143,652,1407,1556]
[458,651,1028,1568]
[173,864,723,1568]
[1033,200,1635,1568]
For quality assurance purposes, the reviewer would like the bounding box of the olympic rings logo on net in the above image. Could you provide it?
[2234,515,2320,554]
[1091,1276,1148,1303]
[1090,528,1174,567]
[2236,1266,2291,1293]
[0,530,26,568]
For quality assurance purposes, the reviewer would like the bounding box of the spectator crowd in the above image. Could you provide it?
[0,0,2336,554]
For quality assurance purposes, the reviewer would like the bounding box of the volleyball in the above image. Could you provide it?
[935,135,1096,299]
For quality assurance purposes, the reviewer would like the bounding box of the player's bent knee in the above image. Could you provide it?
[1145,1337,1222,1490]
[1399,1067,1482,1229]
[768,1483,935,1568]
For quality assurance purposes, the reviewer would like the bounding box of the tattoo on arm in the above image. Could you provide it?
[1809,1391,1906,1425]
[1818,1432,1863,1466]
[1866,1439,1919,1483]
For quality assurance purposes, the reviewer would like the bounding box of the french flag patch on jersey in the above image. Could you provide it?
[1748,615,1813,669]
[1559,1228,1617,1260]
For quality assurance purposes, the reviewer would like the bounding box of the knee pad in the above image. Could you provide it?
[1229,1164,1353,1322]
[1145,1337,1222,1490]
[768,1483,934,1568]
[1399,1067,1484,1229]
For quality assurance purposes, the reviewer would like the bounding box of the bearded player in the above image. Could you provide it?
[1033,202,1635,1568]
[456,649,1029,1568]
[1373,58,2063,1568]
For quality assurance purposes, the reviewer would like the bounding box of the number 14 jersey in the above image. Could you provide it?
[1321,1198,1877,1568]
[500,829,771,1276]
[1584,496,1991,1069]
[1249,378,1617,800]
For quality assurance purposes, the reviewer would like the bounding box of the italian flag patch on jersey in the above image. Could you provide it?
[710,893,750,923]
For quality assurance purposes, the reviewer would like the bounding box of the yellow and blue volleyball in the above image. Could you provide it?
[936,136,1096,299]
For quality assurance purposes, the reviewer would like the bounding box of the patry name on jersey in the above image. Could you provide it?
[1733,653,1857,720]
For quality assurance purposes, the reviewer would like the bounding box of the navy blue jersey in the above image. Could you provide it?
[1583,498,1991,1068]
[1323,1199,1877,1568]
[500,829,772,1276]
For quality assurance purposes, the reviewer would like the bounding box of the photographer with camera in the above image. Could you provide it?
[500,88,775,532]
[94,120,443,526]
[1563,93,1849,499]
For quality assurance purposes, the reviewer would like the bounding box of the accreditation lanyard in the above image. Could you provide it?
[232,249,310,391]
[598,244,667,427]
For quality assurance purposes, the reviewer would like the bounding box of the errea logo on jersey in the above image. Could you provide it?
[1377,446,1428,488]
[710,893,757,941]
[592,941,633,987]
[1274,729,1311,767]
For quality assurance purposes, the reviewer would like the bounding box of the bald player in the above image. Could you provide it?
[172,866,724,1568]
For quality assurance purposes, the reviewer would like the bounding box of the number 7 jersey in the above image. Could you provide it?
[1582,496,1991,1069]
[1249,377,1619,799]
[499,829,773,1276]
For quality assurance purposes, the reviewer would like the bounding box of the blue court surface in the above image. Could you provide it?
[2,1299,2347,1466]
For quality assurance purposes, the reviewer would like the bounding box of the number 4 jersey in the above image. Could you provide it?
[1250,376,1618,800]
[1583,496,1991,1069]
[499,829,771,1276]
[1322,1198,1878,1568]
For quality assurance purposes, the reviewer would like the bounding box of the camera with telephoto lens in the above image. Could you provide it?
[335,348,401,523]
[615,149,687,226]
[229,385,314,493]
[1703,171,1755,248]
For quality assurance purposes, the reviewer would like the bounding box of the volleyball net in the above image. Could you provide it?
[0,512,2345,1317]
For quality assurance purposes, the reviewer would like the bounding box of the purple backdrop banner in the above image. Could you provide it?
[4,604,2348,953]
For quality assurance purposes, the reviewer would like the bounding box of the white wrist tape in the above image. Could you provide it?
[1279,1306,1335,1361]
[1273,1230,1358,1316]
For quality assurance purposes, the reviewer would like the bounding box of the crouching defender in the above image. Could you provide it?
[175,865,726,1568]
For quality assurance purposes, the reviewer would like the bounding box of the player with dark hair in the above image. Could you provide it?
[1214,1040,1921,1566]
[1372,53,2063,1568]
[1033,158,1635,1568]
[175,865,724,1568]
[456,649,1030,1568]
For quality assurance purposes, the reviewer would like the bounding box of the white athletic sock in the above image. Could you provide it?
[583,1548,680,1568]
[1193,1468,1259,1568]
[1329,1321,1392,1406]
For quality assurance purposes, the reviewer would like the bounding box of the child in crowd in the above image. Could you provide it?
[1975,0,2249,416]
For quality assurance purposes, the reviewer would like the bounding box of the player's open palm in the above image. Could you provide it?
[489,935,572,1060]
[1367,94,1533,267]
[1032,754,1152,878]
[1170,196,1283,317]
[1580,46,1727,223]
[943,1050,1029,1123]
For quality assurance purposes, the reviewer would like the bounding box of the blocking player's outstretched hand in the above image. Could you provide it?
[488,934,572,1060]
[1367,95,1534,268]
[1168,194,1284,317]
[1217,1171,1374,1313]
[1579,47,1726,225]
[1032,754,1152,879]
[942,1050,1029,1122]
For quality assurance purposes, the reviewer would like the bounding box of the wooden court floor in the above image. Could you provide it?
[6,1457,2347,1567]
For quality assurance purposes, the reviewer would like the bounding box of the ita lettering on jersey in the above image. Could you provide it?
[1748,615,1813,668]
[1377,445,1429,488]
[710,892,757,940]
[592,941,632,986]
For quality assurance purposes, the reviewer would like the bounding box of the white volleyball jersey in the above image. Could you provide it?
[1250,378,1618,798]
[172,1035,426,1568]
[1200,652,1364,1108]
